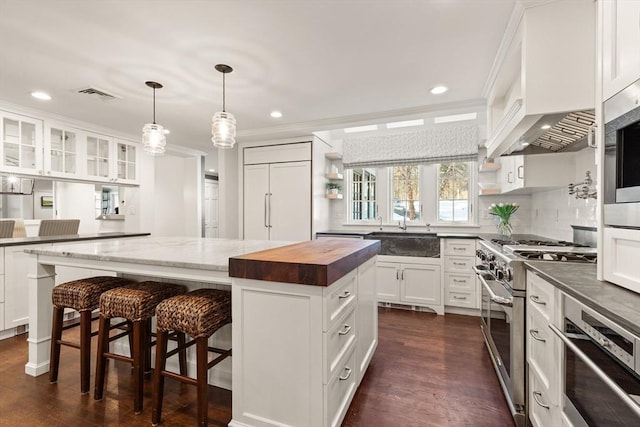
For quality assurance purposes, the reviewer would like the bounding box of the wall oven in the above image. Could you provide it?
[549,296,640,426]
[604,77,640,228]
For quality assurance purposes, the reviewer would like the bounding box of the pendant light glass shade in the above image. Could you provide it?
[211,64,236,149]
[142,123,166,155]
[211,111,236,149]
[142,81,166,155]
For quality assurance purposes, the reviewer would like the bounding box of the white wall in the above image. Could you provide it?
[219,145,239,239]
[530,148,598,241]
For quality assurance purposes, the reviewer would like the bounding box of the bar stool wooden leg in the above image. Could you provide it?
[79,310,92,394]
[178,333,187,375]
[152,330,169,426]
[49,306,64,384]
[132,320,144,414]
[196,336,209,427]
[94,315,110,401]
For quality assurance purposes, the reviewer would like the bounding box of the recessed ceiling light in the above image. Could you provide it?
[344,125,378,133]
[429,86,448,95]
[521,142,530,146]
[31,91,51,100]
[208,169,216,172]
[433,112,477,124]
[270,111,283,118]
[386,119,424,129]
[541,124,551,130]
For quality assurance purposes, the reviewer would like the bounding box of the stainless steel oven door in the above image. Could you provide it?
[550,321,640,426]
[479,274,526,424]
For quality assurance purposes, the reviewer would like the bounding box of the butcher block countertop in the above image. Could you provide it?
[229,238,381,286]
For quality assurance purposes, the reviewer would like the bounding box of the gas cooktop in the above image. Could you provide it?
[487,238,597,263]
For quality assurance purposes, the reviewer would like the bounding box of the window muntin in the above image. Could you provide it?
[392,165,420,221]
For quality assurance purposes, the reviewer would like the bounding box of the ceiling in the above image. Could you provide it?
[0,0,515,156]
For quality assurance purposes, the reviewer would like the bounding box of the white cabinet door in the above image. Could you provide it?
[499,155,516,193]
[401,263,441,306]
[0,111,44,175]
[44,122,80,179]
[243,164,270,240]
[4,244,51,329]
[602,0,640,101]
[85,132,112,182]
[375,261,400,302]
[204,179,219,238]
[269,161,311,241]
[356,257,377,384]
[113,139,138,184]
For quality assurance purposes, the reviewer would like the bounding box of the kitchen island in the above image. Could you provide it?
[25,236,380,427]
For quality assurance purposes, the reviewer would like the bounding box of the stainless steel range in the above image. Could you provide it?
[474,236,597,427]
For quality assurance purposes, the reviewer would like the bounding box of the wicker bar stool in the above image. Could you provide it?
[152,288,232,427]
[94,281,187,414]
[49,276,136,394]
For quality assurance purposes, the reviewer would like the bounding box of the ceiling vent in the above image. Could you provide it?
[75,87,119,102]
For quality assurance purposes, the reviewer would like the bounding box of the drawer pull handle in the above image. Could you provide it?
[532,391,550,409]
[453,247,465,251]
[530,295,546,305]
[453,296,467,300]
[529,329,546,342]
[339,366,352,381]
[338,291,351,299]
[338,324,352,336]
[453,262,466,266]
[453,279,466,283]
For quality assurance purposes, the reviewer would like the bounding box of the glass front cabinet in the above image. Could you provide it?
[0,111,44,174]
[44,122,80,178]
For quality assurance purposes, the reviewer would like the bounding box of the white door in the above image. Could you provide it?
[204,179,219,238]
[269,161,311,241]
[401,263,441,305]
[244,164,270,240]
[375,261,400,302]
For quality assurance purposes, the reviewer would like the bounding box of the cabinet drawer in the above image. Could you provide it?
[527,308,557,402]
[529,368,556,427]
[324,307,356,383]
[0,302,4,330]
[527,271,555,322]
[443,239,476,257]
[325,347,357,427]
[444,272,475,291]
[0,251,4,274]
[0,274,4,303]
[444,256,474,272]
[324,270,357,331]
[445,290,476,308]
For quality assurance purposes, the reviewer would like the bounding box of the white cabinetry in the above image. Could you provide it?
[113,139,138,184]
[0,249,5,331]
[0,111,44,174]
[442,238,479,309]
[44,122,80,178]
[485,1,594,158]
[243,142,312,241]
[497,152,576,194]
[526,271,561,427]
[603,227,640,293]
[601,0,640,101]
[376,255,443,315]
[231,256,377,427]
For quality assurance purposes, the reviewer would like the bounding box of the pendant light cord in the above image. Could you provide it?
[222,72,226,113]
[152,88,157,124]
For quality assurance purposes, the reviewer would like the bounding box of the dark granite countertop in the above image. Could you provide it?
[525,261,640,337]
[0,232,151,247]
[316,230,480,239]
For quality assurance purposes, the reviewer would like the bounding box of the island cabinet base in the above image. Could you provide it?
[230,257,377,427]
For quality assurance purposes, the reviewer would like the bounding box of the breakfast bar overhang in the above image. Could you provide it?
[24,236,380,427]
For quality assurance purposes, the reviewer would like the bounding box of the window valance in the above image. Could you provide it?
[342,124,479,169]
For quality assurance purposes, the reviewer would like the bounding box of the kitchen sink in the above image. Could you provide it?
[364,232,440,257]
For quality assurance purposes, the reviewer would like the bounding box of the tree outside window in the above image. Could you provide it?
[392,165,420,221]
[438,162,469,222]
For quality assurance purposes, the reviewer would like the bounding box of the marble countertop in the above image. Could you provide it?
[0,232,150,247]
[525,261,640,337]
[24,236,294,272]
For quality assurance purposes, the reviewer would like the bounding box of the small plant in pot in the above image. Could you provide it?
[326,183,342,194]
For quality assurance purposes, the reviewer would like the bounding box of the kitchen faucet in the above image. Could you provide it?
[398,207,407,232]
[377,215,383,231]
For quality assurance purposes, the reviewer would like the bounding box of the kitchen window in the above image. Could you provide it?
[345,161,476,226]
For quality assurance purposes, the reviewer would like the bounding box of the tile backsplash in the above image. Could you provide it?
[529,186,597,241]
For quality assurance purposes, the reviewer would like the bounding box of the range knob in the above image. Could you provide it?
[503,268,513,282]
[487,253,496,262]
[488,262,495,271]
[495,270,504,281]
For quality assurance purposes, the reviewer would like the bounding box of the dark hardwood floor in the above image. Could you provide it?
[0,308,514,426]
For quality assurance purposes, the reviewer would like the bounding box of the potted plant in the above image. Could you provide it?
[326,182,342,195]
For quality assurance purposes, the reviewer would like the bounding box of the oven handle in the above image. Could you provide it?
[549,323,640,418]
[478,274,513,307]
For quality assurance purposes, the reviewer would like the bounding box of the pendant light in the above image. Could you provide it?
[142,81,167,155]
[211,64,236,149]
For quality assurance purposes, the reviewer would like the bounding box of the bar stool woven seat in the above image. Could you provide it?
[152,288,232,426]
[49,276,136,394]
[94,281,187,414]
[156,289,231,338]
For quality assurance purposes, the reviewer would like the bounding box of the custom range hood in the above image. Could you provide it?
[502,109,596,156]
